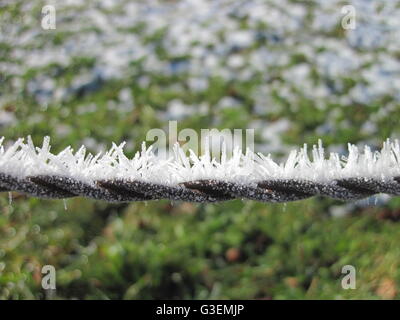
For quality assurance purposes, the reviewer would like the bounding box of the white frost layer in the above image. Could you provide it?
[1,137,400,185]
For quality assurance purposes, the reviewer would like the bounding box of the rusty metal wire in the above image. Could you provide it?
[1,137,400,203]
[1,173,399,203]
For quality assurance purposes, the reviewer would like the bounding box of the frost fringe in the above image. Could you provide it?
[1,136,400,203]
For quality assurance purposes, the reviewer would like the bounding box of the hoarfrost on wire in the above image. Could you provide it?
[1,137,400,187]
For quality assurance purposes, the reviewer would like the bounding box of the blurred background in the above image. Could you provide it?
[1,0,400,299]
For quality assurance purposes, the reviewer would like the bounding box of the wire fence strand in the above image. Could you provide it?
[1,137,400,203]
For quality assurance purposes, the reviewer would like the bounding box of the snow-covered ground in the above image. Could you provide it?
[2,0,399,101]
[1,0,399,155]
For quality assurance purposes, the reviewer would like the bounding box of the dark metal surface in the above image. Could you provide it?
[2,174,400,203]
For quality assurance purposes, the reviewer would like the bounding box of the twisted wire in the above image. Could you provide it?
[1,173,400,203]
[1,137,400,203]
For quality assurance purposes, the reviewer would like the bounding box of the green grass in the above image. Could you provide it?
[1,0,400,300]
[2,192,400,299]
[2,65,400,300]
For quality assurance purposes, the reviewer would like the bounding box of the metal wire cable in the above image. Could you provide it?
[1,137,400,203]
[1,173,399,203]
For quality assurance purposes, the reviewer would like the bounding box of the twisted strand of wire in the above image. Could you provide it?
[1,137,400,203]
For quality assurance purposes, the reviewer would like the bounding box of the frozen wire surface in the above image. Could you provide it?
[1,137,400,203]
